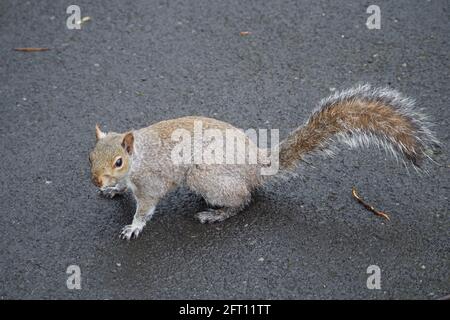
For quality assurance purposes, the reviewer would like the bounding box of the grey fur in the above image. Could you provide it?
[90,86,439,240]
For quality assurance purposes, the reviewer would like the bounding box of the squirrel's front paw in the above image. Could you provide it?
[100,190,118,198]
[119,223,143,240]
[99,186,127,198]
[99,188,118,198]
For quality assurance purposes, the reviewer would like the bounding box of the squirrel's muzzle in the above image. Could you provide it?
[92,175,103,188]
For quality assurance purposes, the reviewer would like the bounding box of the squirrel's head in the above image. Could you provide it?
[89,124,134,189]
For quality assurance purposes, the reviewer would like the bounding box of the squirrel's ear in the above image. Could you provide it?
[95,124,106,140]
[122,132,134,155]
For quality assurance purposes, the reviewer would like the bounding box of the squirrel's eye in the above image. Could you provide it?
[114,157,123,168]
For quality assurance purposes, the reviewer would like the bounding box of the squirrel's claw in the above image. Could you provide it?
[99,186,127,199]
[99,190,116,198]
[119,224,143,240]
[105,191,117,198]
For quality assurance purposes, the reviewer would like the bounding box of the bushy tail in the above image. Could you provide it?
[279,84,439,170]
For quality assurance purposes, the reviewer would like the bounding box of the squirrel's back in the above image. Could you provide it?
[130,115,264,185]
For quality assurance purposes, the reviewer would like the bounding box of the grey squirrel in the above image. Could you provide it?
[89,84,438,240]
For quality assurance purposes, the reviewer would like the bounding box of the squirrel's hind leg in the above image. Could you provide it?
[186,166,253,223]
[193,184,251,224]
[195,207,242,224]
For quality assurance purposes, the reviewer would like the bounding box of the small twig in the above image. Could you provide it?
[14,48,49,52]
[352,187,391,221]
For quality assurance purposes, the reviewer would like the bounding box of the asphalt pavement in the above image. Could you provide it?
[0,0,448,299]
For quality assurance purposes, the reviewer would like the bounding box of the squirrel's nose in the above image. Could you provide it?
[92,175,103,188]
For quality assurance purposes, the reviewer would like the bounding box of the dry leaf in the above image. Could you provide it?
[239,31,251,36]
